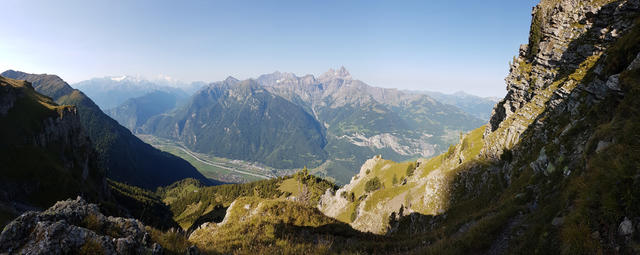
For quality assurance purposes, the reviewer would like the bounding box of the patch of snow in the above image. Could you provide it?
[110,75,127,82]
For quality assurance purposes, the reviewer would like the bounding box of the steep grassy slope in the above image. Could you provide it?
[319,126,486,233]
[1,70,210,189]
[159,171,336,230]
[153,174,399,254]
[188,197,370,254]
[101,180,180,231]
[0,76,106,227]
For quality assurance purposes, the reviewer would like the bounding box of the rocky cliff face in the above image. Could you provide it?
[0,84,18,115]
[468,2,640,252]
[0,197,162,254]
[0,77,90,152]
[486,0,640,157]
[0,76,106,220]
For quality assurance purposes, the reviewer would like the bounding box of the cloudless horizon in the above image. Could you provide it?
[1,0,538,97]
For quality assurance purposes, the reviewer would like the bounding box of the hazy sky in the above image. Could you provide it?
[0,0,538,97]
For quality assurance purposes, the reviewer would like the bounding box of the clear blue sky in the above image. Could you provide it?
[0,0,538,97]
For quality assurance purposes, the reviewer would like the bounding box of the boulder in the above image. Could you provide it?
[0,196,162,255]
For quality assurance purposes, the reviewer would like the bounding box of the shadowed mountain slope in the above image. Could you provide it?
[0,76,106,227]
[1,70,211,189]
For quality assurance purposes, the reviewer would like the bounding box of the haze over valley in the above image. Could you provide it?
[70,67,486,184]
[2,0,640,254]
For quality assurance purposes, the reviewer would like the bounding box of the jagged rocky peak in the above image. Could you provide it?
[269,71,298,81]
[255,67,353,88]
[205,76,250,91]
[0,197,162,254]
[229,79,265,92]
[223,75,239,84]
[319,66,352,80]
[256,70,312,87]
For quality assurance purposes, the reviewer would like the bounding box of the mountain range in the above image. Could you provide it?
[72,75,204,110]
[139,67,485,183]
[417,91,500,120]
[143,78,329,170]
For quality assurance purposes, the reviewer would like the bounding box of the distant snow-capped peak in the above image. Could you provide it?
[103,74,187,87]
[110,75,128,82]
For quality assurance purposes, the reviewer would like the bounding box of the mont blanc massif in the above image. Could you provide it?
[2,0,640,254]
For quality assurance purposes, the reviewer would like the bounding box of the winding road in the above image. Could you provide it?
[177,146,272,179]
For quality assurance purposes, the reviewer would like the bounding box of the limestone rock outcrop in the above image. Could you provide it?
[485,0,640,157]
[0,197,162,255]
